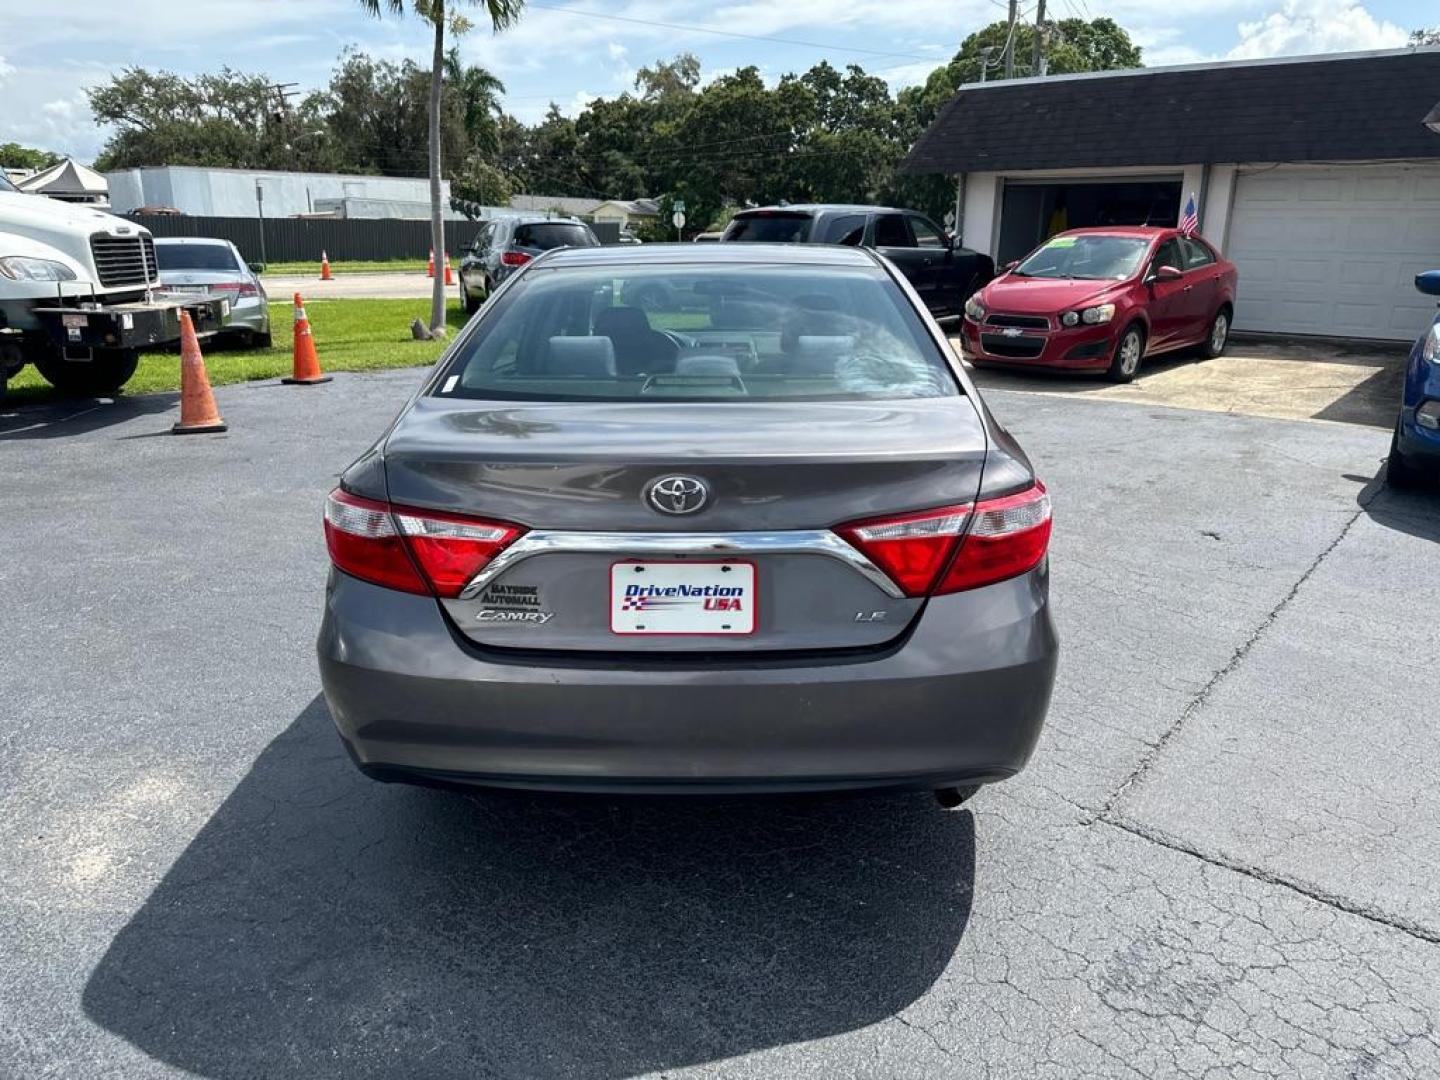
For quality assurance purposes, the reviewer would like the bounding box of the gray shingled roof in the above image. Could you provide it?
[903,48,1440,175]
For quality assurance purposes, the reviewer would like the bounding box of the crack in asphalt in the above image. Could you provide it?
[1101,816,1440,948]
[1091,505,1366,823]
[1070,492,1440,950]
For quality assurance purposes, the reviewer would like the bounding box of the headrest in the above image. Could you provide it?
[789,335,855,375]
[543,336,617,377]
[594,306,652,337]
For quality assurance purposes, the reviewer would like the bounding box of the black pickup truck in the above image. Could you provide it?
[721,204,994,322]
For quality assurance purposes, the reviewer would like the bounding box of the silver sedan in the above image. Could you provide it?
[153,238,271,347]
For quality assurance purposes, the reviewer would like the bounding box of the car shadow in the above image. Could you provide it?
[1355,465,1440,544]
[82,695,976,1079]
[0,391,180,441]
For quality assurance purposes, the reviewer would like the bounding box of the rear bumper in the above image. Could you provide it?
[317,567,1058,793]
[961,317,1116,370]
[218,296,269,336]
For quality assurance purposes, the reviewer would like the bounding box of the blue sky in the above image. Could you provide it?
[0,0,1426,162]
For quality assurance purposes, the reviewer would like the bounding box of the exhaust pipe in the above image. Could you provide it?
[934,785,979,809]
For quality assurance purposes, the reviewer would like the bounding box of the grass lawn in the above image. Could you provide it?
[260,258,430,276]
[6,298,466,406]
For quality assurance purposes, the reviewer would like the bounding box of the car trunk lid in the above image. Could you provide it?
[383,397,988,653]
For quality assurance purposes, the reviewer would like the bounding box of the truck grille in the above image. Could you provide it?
[89,234,157,288]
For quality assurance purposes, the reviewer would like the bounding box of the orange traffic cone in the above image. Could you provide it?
[284,292,332,385]
[320,250,332,281]
[171,310,227,434]
[426,249,435,278]
[443,252,454,286]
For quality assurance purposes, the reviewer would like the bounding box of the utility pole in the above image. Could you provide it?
[1031,0,1049,77]
[978,45,996,83]
[1003,0,1018,79]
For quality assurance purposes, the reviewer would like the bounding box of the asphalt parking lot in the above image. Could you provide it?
[2,367,1438,1078]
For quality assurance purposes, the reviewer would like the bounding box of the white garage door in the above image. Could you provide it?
[1226,163,1440,340]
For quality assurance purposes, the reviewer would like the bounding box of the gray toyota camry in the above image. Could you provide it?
[318,243,1057,805]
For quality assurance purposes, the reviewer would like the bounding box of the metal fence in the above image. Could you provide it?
[125,215,623,264]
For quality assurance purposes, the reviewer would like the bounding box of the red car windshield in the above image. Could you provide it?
[1014,235,1151,281]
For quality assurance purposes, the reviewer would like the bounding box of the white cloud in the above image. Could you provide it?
[606,41,628,61]
[0,54,13,82]
[567,89,600,114]
[876,59,943,90]
[1227,0,1407,60]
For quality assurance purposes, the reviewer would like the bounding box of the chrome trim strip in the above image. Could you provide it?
[459,529,904,600]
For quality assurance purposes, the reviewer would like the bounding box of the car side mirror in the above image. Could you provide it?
[1416,270,1440,297]
[1150,264,1183,283]
[247,261,265,273]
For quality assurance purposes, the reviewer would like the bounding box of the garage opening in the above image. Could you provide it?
[996,179,1182,266]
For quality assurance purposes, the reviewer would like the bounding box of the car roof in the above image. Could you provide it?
[536,242,881,268]
[1057,226,1176,239]
[735,204,912,217]
[503,215,589,226]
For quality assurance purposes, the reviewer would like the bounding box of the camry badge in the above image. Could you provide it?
[647,475,709,515]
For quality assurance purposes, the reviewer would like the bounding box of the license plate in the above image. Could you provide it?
[610,561,755,635]
[62,313,88,328]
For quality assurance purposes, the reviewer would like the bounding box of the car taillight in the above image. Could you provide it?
[500,250,531,267]
[323,489,525,598]
[937,483,1051,594]
[837,505,971,596]
[838,482,1051,597]
[209,280,260,297]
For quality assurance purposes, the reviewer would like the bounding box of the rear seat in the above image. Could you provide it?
[542,336,616,377]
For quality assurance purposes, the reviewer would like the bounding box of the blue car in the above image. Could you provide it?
[1389,270,1440,488]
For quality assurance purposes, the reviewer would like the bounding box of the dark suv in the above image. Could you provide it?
[721,204,993,321]
[458,216,600,312]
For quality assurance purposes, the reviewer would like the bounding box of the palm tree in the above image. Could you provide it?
[444,48,507,154]
[358,0,524,335]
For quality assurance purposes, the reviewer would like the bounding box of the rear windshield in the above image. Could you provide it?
[512,223,597,250]
[437,264,957,403]
[1014,234,1151,281]
[723,214,813,244]
[155,243,241,272]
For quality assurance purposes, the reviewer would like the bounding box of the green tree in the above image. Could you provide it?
[634,54,701,102]
[358,0,524,334]
[444,48,507,152]
[0,142,61,170]
[314,50,469,178]
[450,155,513,215]
[1412,27,1440,45]
[891,16,1143,220]
[89,67,342,172]
[902,16,1142,128]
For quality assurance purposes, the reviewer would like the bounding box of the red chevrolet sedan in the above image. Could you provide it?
[960,227,1238,382]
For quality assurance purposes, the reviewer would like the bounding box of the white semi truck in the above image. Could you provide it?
[0,174,229,401]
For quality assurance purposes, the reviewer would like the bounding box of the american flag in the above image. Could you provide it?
[1179,193,1199,236]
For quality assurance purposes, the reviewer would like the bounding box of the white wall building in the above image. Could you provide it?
[104,166,453,219]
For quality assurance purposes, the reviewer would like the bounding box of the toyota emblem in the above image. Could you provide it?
[647,475,709,515]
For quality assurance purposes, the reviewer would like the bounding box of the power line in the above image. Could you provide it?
[526,3,944,63]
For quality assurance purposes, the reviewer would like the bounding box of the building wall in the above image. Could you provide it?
[103,166,448,218]
[1199,165,1240,252]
